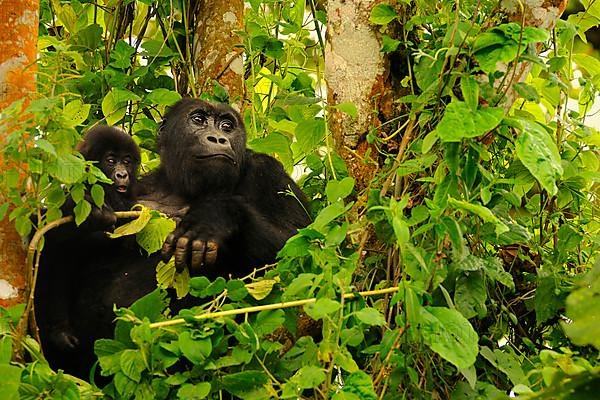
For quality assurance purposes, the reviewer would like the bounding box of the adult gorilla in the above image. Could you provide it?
[138,98,311,278]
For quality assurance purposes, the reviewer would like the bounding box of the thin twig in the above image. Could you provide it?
[148,287,401,329]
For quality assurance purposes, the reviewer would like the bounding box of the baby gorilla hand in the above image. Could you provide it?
[86,202,117,231]
[161,225,219,271]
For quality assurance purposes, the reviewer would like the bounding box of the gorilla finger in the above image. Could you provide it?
[161,233,177,262]
[205,240,218,265]
[174,236,191,270]
[190,240,206,270]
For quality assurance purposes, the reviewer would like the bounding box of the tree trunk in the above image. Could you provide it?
[0,0,39,308]
[325,0,386,190]
[191,0,245,107]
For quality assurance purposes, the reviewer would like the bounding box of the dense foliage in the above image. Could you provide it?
[0,0,599,399]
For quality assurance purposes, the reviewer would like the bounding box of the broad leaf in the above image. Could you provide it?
[514,119,563,196]
[420,306,479,370]
[437,101,504,142]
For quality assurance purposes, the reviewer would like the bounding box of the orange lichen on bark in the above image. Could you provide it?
[0,0,39,106]
[0,0,39,307]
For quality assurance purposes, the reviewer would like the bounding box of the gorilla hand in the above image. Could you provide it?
[161,226,219,271]
[160,200,240,271]
[83,200,117,232]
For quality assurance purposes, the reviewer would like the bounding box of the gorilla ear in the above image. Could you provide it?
[77,140,91,159]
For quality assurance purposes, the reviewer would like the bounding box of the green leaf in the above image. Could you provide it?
[437,101,504,142]
[179,331,212,364]
[332,102,358,118]
[326,177,355,202]
[34,138,57,157]
[355,307,386,326]
[448,198,509,235]
[227,279,248,301]
[305,298,341,320]
[535,271,563,325]
[460,76,479,110]
[420,306,479,370]
[0,203,9,223]
[102,88,141,125]
[381,34,401,53]
[136,212,176,254]
[336,371,377,400]
[245,279,278,301]
[140,39,178,57]
[370,4,397,25]
[221,371,269,399]
[292,119,326,158]
[74,199,92,226]
[455,271,487,319]
[110,40,136,69]
[178,383,211,400]
[248,133,293,171]
[513,82,540,102]
[120,349,146,382]
[573,53,600,77]
[312,201,351,231]
[90,184,105,207]
[156,259,190,298]
[0,365,22,400]
[63,99,91,127]
[292,365,326,389]
[397,154,437,177]
[145,88,182,106]
[514,119,563,196]
[473,31,517,73]
[441,216,465,257]
[47,153,86,184]
[254,309,285,336]
[562,259,600,349]
[108,206,152,238]
[421,130,438,153]
[482,257,514,290]
[479,346,527,386]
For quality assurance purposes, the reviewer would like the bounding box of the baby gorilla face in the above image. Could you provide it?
[77,126,141,211]
[100,151,135,195]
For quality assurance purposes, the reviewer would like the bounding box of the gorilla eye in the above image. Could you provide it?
[191,113,207,125]
[219,119,234,132]
[106,156,116,164]
[123,157,131,165]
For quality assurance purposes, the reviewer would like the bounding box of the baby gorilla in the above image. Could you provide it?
[35,126,140,375]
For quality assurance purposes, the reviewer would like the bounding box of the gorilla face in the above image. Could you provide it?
[159,99,247,198]
[78,126,140,210]
[99,150,136,195]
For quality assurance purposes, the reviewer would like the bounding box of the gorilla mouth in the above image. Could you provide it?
[195,154,235,163]
[116,185,128,193]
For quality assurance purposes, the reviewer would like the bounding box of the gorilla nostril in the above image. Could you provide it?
[116,171,128,179]
[207,135,228,145]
